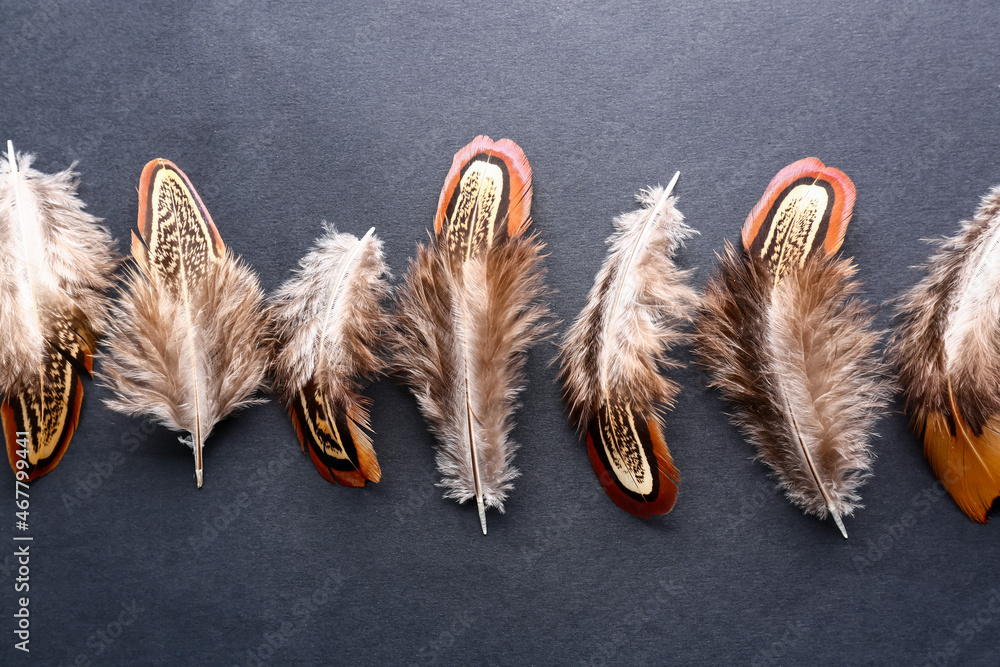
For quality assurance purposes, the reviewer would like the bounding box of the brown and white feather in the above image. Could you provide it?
[1,144,117,481]
[0,150,116,390]
[393,233,549,510]
[890,185,1000,522]
[697,246,889,524]
[271,225,390,405]
[270,224,390,486]
[557,180,698,517]
[694,158,888,537]
[102,159,269,487]
[392,136,550,533]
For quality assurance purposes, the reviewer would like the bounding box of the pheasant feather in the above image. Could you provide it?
[695,158,889,538]
[1,142,117,481]
[557,173,698,517]
[392,136,550,534]
[891,185,1000,523]
[271,225,390,486]
[102,159,270,487]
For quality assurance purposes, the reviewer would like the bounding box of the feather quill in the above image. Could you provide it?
[1,141,117,481]
[102,159,270,487]
[890,185,1000,523]
[695,158,889,538]
[270,224,390,486]
[557,173,698,517]
[392,136,550,534]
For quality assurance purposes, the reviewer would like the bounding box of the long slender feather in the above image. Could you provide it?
[270,224,391,486]
[102,159,269,487]
[392,136,550,534]
[557,174,698,517]
[890,185,1000,523]
[695,158,889,538]
[0,142,117,481]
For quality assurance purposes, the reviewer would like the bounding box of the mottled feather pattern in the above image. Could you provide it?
[559,185,699,431]
[393,233,549,508]
[890,185,1000,522]
[696,244,889,521]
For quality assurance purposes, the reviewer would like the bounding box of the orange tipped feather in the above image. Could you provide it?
[891,184,1000,523]
[586,414,679,518]
[394,137,550,533]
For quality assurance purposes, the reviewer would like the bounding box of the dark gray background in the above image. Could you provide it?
[1,1,999,665]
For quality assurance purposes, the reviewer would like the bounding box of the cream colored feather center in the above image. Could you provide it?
[315,227,376,379]
[942,220,1000,376]
[6,145,46,356]
[597,173,679,396]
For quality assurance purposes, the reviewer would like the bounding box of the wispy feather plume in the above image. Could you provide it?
[695,158,889,538]
[102,159,269,487]
[392,136,550,534]
[890,185,1000,523]
[558,173,698,517]
[270,224,390,486]
[1,141,117,480]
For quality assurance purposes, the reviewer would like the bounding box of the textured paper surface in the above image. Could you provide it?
[1,1,999,664]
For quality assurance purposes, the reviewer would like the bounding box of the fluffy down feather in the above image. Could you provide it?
[393,234,549,509]
[0,151,116,391]
[560,185,697,430]
[696,244,889,529]
[103,257,269,439]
